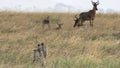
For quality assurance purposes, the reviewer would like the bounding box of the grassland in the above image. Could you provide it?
[0,11,120,68]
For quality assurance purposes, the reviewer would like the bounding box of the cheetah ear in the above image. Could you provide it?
[38,44,40,46]
[41,43,44,45]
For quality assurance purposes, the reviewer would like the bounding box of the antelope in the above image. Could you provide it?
[42,16,51,29]
[73,1,99,27]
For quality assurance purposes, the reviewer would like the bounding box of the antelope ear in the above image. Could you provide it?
[91,0,95,5]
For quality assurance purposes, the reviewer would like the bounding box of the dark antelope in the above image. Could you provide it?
[42,16,51,29]
[73,1,99,27]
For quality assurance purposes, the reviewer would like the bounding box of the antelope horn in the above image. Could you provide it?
[96,0,99,5]
[75,15,78,19]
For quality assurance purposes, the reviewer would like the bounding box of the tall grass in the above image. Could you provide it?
[0,11,120,68]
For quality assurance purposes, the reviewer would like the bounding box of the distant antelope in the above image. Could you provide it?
[42,16,51,29]
[56,23,63,30]
[73,1,99,27]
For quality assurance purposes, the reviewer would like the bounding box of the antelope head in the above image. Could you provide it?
[74,15,79,21]
[73,15,80,28]
[91,0,99,10]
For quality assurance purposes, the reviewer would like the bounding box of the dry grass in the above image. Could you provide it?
[0,11,120,68]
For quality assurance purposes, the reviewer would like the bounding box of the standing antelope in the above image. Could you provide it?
[42,16,51,29]
[73,1,99,27]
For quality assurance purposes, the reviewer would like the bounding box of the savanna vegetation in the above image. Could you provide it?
[0,11,120,68]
